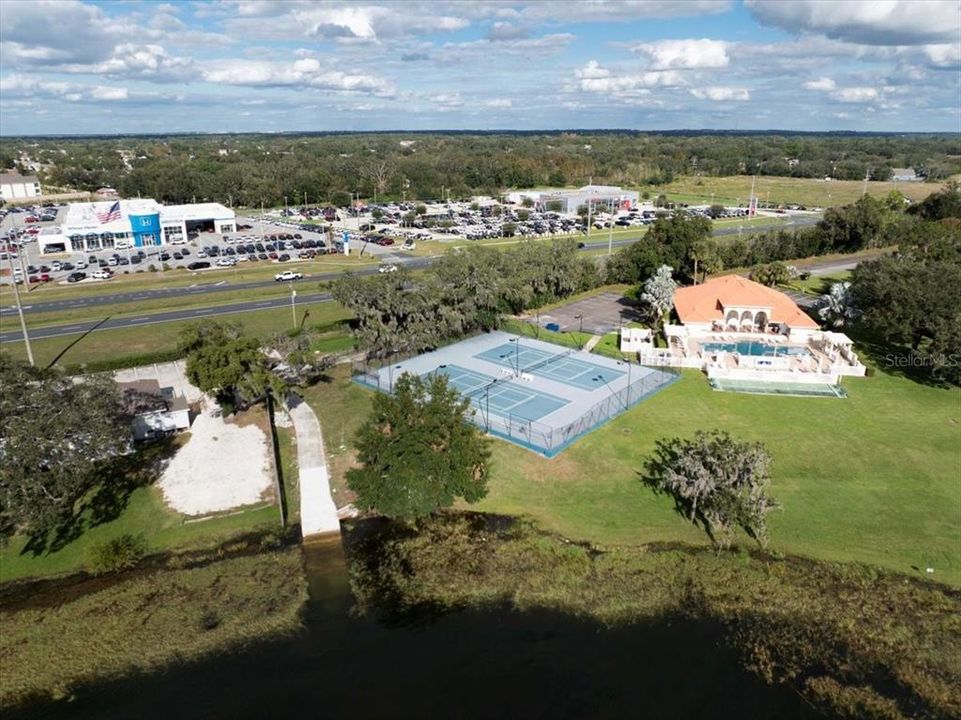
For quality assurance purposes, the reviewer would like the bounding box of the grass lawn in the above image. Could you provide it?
[1,301,352,368]
[308,351,961,586]
[787,270,852,295]
[275,424,300,525]
[0,485,279,583]
[647,175,943,208]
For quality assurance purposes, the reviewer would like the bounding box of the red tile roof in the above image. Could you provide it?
[673,274,819,329]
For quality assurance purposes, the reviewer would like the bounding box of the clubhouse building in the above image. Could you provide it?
[625,274,866,391]
[37,199,235,254]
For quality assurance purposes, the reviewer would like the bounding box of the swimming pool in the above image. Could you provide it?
[700,341,810,357]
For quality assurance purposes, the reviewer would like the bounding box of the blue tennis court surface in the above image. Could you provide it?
[475,342,624,390]
[434,364,568,422]
[353,330,680,457]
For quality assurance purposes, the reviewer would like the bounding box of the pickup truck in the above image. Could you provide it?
[274,270,303,282]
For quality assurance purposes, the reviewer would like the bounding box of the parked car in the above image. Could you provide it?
[186,261,211,270]
[278,253,290,262]
[91,270,112,280]
[215,257,236,267]
[67,271,87,283]
[274,270,303,281]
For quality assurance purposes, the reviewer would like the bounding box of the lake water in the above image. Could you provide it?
[13,536,823,720]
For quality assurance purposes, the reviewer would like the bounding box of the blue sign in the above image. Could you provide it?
[342,230,350,254]
[128,212,161,247]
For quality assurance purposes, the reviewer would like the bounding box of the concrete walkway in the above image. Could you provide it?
[582,334,604,352]
[286,394,341,538]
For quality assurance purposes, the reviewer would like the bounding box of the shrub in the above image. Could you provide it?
[87,534,147,574]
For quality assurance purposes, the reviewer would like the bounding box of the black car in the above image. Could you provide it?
[258,253,268,260]
[236,245,247,254]
[293,233,302,240]
[246,244,256,253]
[224,247,236,255]
[160,252,171,261]
[247,254,259,262]
[172,252,183,260]
[26,264,38,274]
[208,246,220,256]
[88,255,97,264]
[66,271,86,283]
[255,243,265,252]
[131,255,142,264]
[181,247,190,256]
[265,242,276,251]
[61,262,75,271]
[186,261,211,270]
[278,253,290,262]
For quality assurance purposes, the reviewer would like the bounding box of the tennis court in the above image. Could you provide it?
[475,343,624,390]
[353,331,680,457]
[435,364,569,422]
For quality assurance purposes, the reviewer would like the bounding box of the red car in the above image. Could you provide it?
[24,216,38,223]
[28,274,52,283]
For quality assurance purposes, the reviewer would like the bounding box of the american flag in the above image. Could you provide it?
[96,201,121,224]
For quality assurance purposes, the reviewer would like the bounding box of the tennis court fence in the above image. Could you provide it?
[352,354,681,457]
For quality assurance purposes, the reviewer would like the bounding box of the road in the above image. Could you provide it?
[0,216,824,344]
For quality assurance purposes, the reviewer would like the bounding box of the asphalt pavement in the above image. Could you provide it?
[0,216,824,345]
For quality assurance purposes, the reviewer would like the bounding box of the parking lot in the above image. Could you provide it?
[0,210,406,287]
[532,291,645,335]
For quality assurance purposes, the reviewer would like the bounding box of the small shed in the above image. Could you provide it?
[119,379,191,440]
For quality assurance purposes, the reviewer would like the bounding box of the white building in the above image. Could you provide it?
[0,171,42,201]
[37,198,235,254]
[506,184,639,214]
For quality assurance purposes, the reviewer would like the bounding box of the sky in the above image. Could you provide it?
[0,0,959,135]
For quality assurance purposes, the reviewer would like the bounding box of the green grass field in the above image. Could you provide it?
[309,348,961,587]
[1,301,352,368]
[648,175,942,208]
[0,485,279,583]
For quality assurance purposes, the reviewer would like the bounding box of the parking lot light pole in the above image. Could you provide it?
[259,201,265,244]
[5,252,34,366]
[574,314,584,350]
[290,286,297,329]
[608,198,615,256]
[617,359,632,409]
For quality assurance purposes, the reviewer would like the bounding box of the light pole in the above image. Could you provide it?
[617,359,633,409]
[607,197,614,256]
[4,250,34,366]
[284,196,288,218]
[290,286,297,329]
[259,200,265,244]
[574,314,584,350]
[507,337,521,376]
[388,364,402,393]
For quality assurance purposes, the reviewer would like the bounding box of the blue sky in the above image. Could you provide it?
[1,0,959,135]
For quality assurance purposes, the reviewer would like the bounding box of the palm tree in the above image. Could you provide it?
[817,281,860,328]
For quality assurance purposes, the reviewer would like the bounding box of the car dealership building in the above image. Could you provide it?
[37,199,236,254]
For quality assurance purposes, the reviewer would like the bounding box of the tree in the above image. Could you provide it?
[347,373,491,522]
[706,204,726,219]
[654,193,669,208]
[907,183,961,221]
[749,261,791,287]
[179,321,276,411]
[638,265,677,334]
[816,281,860,328]
[0,356,131,538]
[546,200,564,212]
[642,430,777,549]
[689,238,723,283]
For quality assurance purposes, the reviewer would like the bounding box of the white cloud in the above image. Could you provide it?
[201,59,393,95]
[631,38,730,69]
[515,1,731,22]
[59,44,196,82]
[483,98,512,108]
[0,73,130,103]
[746,0,961,46]
[89,85,129,101]
[832,86,879,102]
[575,61,685,93]
[487,22,528,41]
[803,77,836,91]
[924,43,961,67]
[690,87,750,101]
[0,0,115,65]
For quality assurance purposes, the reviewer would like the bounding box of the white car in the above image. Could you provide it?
[378,264,398,274]
[115,240,130,250]
[215,257,236,267]
[75,260,88,269]
[274,270,303,282]
[91,270,112,280]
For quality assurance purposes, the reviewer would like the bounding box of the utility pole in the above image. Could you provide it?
[607,197,614,256]
[17,246,29,294]
[5,251,34,366]
[290,286,297,329]
[259,200,265,244]
[862,168,870,197]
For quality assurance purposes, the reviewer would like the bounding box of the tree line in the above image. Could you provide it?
[1,132,957,206]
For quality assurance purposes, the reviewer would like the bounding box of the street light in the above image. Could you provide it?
[290,286,297,329]
[573,314,584,350]
[507,337,521,376]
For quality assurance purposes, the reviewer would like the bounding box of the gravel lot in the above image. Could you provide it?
[158,401,273,516]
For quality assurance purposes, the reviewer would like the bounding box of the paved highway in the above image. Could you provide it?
[0,216,823,344]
